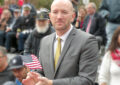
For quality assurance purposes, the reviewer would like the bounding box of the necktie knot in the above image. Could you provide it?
[57,37,61,43]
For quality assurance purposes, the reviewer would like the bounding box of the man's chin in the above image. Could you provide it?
[54,25,64,30]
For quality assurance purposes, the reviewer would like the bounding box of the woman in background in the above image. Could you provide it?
[0,9,12,46]
[98,27,120,85]
[75,6,87,29]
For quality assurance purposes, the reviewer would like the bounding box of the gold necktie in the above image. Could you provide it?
[55,37,61,69]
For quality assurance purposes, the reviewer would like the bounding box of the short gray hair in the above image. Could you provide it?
[90,2,96,9]
[86,2,97,9]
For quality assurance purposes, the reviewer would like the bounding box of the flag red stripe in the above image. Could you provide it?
[23,54,43,69]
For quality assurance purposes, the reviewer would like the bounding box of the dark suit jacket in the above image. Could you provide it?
[38,27,99,85]
[12,17,23,32]
[82,13,106,45]
[20,14,35,31]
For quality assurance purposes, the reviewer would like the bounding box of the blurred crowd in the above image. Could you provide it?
[0,0,120,85]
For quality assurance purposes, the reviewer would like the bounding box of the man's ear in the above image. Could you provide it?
[71,12,76,22]
[49,13,51,19]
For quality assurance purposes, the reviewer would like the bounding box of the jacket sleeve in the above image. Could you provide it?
[99,0,109,19]
[12,17,23,32]
[94,14,106,36]
[98,51,111,85]
[24,33,33,54]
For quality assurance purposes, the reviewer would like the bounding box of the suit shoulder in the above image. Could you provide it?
[41,32,55,42]
[75,29,95,39]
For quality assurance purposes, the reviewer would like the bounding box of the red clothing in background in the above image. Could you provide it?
[18,0,24,7]
[0,7,3,19]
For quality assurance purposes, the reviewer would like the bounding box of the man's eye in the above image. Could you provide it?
[62,11,68,14]
[52,11,57,14]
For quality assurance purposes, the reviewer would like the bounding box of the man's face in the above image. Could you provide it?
[78,8,86,18]
[36,19,49,33]
[12,66,29,82]
[23,10,30,17]
[3,12,11,19]
[49,1,75,31]
[14,12,20,18]
[86,4,95,15]
[0,52,6,68]
[36,20,48,27]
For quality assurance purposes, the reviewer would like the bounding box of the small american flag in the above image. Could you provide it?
[21,54,42,70]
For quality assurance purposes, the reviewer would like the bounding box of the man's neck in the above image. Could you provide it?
[56,25,71,37]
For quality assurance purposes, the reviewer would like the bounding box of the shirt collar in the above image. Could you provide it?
[56,24,73,41]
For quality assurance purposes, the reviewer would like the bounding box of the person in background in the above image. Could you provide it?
[24,8,54,57]
[0,46,15,85]
[0,3,3,19]
[0,9,12,46]
[98,27,120,85]
[70,0,79,12]
[82,2,106,48]
[18,0,24,7]
[9,55,31,85]
[70,0,79,25]
[22,0,98,85]
[99,0,120,50]
[5,8,21,52]
[9,0,19,16]
[8,54,42,85]
[21,0,36,17]
[75,6,87,29]
[17,5,35,53]
[3,0,9,10]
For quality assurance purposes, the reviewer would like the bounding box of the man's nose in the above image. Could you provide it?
[57,12,63,19]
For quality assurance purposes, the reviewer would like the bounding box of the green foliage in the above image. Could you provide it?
[0,0,3,5]
[79,0,102,10]
[90,0,101,9]
[31,0,53,10]
[0,0,101,10]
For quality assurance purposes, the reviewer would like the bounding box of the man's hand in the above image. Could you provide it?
[36,77,53,85]
[22,72,40,85]
[22,72,53,85]
[5,28,11,32]
[16,32,20,38]
[22,76,36,85]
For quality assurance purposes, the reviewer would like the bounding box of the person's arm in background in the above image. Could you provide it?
[24,33,33,55]
[101,82,107,85]
[75,16,80,28]
[71,0,79,5]
[99,0,109,19]
[98,51,111,85]
[93,14,106,36]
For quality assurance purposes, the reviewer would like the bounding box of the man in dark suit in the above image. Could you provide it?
[17,5,35,52]
[21,0,36,17]
[22,0,98,85]
[82,2,106,47]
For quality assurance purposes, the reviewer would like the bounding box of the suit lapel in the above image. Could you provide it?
[49,33,56,78]
[89,14,96,33]
[54,28,76,77]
